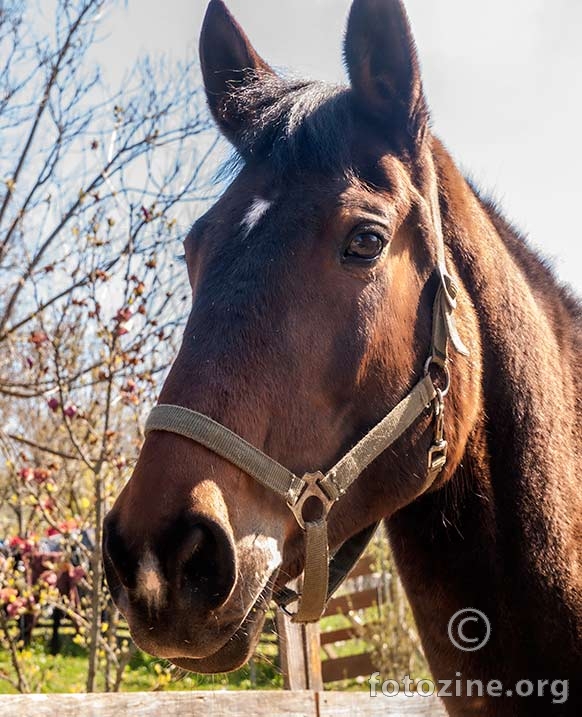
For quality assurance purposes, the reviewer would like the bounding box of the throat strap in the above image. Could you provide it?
[276,521,380,617]
[293,518,329,623]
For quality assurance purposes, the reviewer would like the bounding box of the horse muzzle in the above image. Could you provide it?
[102,507,277,662]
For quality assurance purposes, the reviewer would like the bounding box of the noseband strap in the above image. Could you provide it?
[145,404,305,504]
[144,270,467,622]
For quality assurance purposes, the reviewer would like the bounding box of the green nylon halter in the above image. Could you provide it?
[144,265,468,623]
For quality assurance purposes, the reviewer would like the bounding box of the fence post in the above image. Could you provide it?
[275,579,323,691]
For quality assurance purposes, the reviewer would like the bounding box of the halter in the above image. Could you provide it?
[145,275,466,621]
[144,261,468,623]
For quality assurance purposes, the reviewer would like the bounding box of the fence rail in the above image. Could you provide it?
[0,691,447,716]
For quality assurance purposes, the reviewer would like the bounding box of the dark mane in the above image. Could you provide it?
[225,74,353,176]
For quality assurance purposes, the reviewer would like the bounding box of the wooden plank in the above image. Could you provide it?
[345,558,376,580]
[321,652,376,683]
[319,626,360,646]
[276,606,308,690]
[0,691,448,716]
[276,598,323,691]
[0,691,318,717]
[324,588,379,616]
[319,692,448,716]
[303,621,324,690]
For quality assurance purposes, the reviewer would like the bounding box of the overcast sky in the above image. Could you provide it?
[95,0,581,292]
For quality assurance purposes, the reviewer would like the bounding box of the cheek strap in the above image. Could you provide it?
[144,267,468,622]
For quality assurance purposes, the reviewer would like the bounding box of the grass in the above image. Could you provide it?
[0,575,415,694]
[0,614,372,694]
[0,625,283,694]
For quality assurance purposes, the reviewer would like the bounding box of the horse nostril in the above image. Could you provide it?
[175,525,206,566]
[104,512,237,613]
[102,513,136,590]
[176,520,236,611]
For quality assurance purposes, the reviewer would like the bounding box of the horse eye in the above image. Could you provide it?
[344,233,384,261]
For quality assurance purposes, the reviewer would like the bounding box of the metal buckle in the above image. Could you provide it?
[428,440,448,475]
[287,471,336,530]
[280,601,298,618]
[275,587,301,616]
[424,355,451,397]
[427,388,447,477]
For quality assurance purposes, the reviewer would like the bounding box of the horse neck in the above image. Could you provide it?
[435,139,581,530]
[388,140,582,690]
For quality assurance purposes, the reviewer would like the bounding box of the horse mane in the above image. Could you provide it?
[227,74,581,336]
[225,74,354,177]
[469,181,582,335]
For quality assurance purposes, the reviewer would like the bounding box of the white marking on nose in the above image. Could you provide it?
[240,534,282,573]
[136,549,166,609]
[241,197,272,237]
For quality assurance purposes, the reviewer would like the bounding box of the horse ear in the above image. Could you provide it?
[199,0,276,143]
[344,0,428,149]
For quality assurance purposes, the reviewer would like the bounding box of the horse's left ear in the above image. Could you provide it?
[344,0,428,149]
[199,0,277,144]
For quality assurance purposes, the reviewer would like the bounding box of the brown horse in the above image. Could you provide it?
[103,0,582,714]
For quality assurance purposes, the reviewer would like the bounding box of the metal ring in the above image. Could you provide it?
[424,356,451,398]
[287,472,336,530]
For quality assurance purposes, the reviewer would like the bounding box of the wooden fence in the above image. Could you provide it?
[0,691,447,716]
[319,554,381,684]
[277,552,398,689]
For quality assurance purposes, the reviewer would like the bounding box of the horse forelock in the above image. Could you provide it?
[224,74,355,177]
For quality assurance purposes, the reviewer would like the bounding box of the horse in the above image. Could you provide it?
[102,1,582,714]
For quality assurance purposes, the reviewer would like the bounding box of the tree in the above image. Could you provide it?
[0,0,216,692]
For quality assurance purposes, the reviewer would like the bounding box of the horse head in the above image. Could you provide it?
[103,0,479,672]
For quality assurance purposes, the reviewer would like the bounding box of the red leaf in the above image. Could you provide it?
[19,467,33,482]
[115,307,132,323]
[30,331,48,346]
[33,468,50,484]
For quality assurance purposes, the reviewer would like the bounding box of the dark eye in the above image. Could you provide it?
[343,232,385,262]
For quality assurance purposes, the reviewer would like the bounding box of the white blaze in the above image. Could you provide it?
[241,197,272,237]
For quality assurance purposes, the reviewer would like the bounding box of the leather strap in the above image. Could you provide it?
[276,521,380,615]
[432,276,469,362]
[146,374,435,513]
[326,522,379,598]
[321,374,436,499]
[292,518,329,623]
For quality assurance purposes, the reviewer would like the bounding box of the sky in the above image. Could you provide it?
[95,0,581,292]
